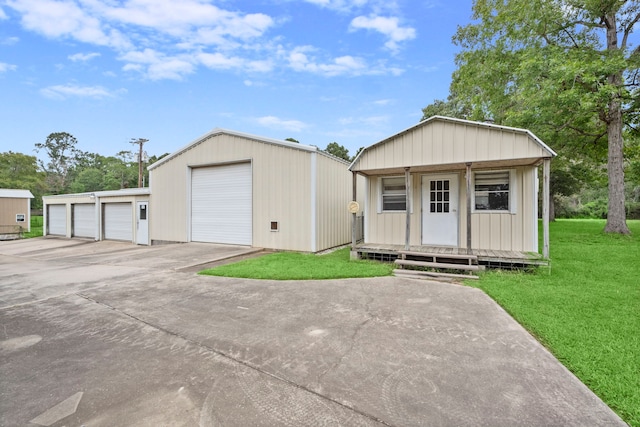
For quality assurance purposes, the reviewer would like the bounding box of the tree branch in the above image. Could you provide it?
[621,12,640,49]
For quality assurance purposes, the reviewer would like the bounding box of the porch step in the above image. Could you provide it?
[398,250,478,262]
[394,259,482,271]
[393,269,479,280]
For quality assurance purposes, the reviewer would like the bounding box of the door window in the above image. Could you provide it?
[430,179,450,213]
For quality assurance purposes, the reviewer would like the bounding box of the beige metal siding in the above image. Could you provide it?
[354,120,551,172]
[470,167,536,252]
[365,174,423,246]
[364,167,538,252]
[0,198,29,228]
[314,154,352,251]
[150,133,315,251]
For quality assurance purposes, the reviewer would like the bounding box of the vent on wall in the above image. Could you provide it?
[270,221,279,232]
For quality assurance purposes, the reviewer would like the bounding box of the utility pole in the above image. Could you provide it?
[130,138,148,188]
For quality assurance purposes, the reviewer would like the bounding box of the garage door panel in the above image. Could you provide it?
[104,203,132,241]
[48,205,66,236]
[73,204,95,238]
[191,163,252,245]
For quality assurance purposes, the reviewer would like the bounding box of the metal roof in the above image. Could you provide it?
[148,127,349,171]
[0,189,34,198]
[42,187,150,199]
[349,115,557,170]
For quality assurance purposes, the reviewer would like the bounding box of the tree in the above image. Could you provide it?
[452,0,640,234]
[0,151,46,209]
[420,94,471,121]
[35,132,80,194]
[285,137,300,143]
[324,142,351,161]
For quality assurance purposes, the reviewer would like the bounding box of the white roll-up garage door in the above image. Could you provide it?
[103,203,133,241]
[48,204,67,236]
[73,204,95,238]
[191,163,252,245]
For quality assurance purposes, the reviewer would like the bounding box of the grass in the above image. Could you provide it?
[199,247,394,280]
[472,219,640,426]
[22,215,43,238]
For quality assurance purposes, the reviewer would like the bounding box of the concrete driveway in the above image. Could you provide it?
[0,238,625,426]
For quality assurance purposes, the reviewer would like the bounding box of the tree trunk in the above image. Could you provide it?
[549,193,555,222]
[603,13,630,234]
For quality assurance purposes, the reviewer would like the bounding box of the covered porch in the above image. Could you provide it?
[353,242,549,268]
[347,116,556,270]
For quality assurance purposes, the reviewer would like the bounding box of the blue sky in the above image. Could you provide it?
[0,0,474,159]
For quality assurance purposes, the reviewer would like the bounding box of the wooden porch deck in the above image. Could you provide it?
[354,243,548,268]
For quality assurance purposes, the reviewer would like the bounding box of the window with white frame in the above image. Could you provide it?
[474,170,511,211]
[381,176,406,211]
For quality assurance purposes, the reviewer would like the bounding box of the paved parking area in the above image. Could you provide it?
[0,238,626,426]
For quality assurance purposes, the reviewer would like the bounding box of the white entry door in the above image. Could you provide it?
[422,174,459,246]
[136,201,149,245]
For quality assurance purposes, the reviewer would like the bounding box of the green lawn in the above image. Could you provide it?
[472,219,640,426]
[22,215,43,238]
[199,247,394,280]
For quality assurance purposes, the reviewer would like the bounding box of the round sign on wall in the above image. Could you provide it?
[348,201,360,213]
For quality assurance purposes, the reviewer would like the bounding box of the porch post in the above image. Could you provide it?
[404,167,411,250]
[351,171,358,251]
[466,163,472,255]
[542,158,551,259]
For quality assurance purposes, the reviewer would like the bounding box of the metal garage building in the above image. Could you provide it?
[43,188,150,244]
[148,128,356,252]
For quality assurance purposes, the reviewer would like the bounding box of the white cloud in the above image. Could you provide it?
[121,49,195,80]
[0,7,7,19]
[338,115,389,126]
[373,99,393,106]
[301,0,368,12]
[40,83,123,99]
[256,115,308,132]
[287,46,368,76]
[68,52,101,62]
[1,36,19,45]
[350,15,416,51]
[0,62,17,72]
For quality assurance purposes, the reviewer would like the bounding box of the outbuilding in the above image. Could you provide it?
[148,128,354,252]
[0,189,34,237]
[43,188,150,244]
[349,116,555,266]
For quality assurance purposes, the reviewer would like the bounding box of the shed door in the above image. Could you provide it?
[103,203,133,241]
[422,174,459,246]
[73,204,95,238]
[191,163,252,245]
[48,204,66,236]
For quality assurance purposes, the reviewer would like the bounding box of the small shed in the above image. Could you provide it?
[349,116,555,265]
[148,128,354,252]
[0,189,34,237]
[43,188,150,244]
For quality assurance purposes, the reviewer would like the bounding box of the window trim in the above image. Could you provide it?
[378,175,410,213]
[472,169,517,214]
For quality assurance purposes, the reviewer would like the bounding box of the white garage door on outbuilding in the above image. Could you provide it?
[72,204,95,238]
[191,163,252,245]
[103,203,133,241]
[48,204,66,236]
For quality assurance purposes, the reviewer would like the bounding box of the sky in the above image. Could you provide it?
[0,0,475,160]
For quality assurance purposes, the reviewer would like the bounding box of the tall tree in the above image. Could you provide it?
[35,132,80,194]
[324,142,351,161]
[452,0,640,234]
[0,151,46,209]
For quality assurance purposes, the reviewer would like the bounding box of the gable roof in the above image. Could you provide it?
[148,128,348,171]
[350,115,556,172]
[0,189,34,199]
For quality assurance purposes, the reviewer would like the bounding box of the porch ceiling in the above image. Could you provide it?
[354,157,546,176]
